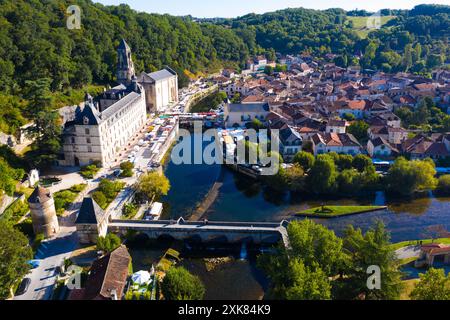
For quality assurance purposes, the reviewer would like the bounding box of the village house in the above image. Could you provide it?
[278,126,303,159]
[310,133,363,156]
[69,245,132,300]
[326,119,347,134]
[224,102,270,128]
[367,137,399,158]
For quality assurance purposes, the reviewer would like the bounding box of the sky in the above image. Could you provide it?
[95,0,449,18]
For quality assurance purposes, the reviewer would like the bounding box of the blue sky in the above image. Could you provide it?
[95,0,449,18]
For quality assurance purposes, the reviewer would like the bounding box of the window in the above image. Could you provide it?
[86,138,91,144]
[85,128,90,135]
[88,146,92,153]
[71,137,75,144]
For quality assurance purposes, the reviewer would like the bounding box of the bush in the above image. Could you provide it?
[97,234,122,253]
[161,267,205,300]
[32,233,45,252]
[80,164,100,179]
[123,203,138,219]
[120,161,134,178]
[53,184,86,215]
[436,175,450,195]
[1,198,29,224]
[92,191,108,209]
[293,151,315,171]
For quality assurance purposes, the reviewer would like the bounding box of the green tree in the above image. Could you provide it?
[97,234,122,253]
[120,161,134,178]
[352,154,373,173]
[0,220,33,299]
[285,259,331,300]
[339,221,404,300]
[436,175,450,195]
[161,267,205,300]
[293,151,315,171]
[347,121,369,142]
[258,220,344,299]
[136,172,171,201]
[284,164,305,192]
[411,268,450,300]
[308,154,337,194]
[386,157,437,196]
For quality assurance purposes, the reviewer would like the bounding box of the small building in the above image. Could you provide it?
[28,186,60,238]
[310,133,362,156]
[326,119,347,134]
[367,137,399,158]
[279,126,302,160]
[69,245,132,300]
[224,102,270,128]
[415,243,450,268]
[75,197,109,244]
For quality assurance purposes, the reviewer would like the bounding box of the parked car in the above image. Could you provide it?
[27,260,40,269]
[15,278,31,296]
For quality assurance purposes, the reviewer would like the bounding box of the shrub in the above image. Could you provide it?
[97,233,122,253]
[80,164,100,179]
[293,151,315,171]
[92,191,108,209]
[161,267,205,300]
[436,175,450,195]
[120,161,134,178]
[123,203,138,219]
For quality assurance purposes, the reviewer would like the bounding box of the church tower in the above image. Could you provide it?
[117,39,135,85]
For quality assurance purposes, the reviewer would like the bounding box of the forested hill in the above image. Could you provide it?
[217,4,449,72]
[0,0,253,94]
[0,1,449,137]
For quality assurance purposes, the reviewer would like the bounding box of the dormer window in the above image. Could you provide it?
[83,117,89,125]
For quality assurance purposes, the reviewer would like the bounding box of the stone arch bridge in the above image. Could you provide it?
[108,218,290,248]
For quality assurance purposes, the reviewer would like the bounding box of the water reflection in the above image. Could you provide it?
[163,135,450,243]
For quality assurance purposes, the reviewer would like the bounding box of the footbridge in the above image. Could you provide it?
[108,218,290,248]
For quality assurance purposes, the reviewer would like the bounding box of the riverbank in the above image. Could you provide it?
[296,206,387,218]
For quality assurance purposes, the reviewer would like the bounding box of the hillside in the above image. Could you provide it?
[0,2,448,138]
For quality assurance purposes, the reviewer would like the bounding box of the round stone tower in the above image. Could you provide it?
[28,186,60,238]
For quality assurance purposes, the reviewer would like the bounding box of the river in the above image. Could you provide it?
[162,135,450,243]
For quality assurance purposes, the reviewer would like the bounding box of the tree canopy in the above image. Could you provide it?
[161,267,205,300]
[0,220,33,299]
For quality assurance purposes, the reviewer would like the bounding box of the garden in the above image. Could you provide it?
[53,184,87,216]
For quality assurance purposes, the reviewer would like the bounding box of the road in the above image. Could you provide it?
[13,227,78,300]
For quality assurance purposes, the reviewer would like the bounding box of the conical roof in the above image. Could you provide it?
[28,186,52,204]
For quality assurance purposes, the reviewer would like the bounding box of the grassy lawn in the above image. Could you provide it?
[390,238,450,251]
[296,206,386,218]
[346,15,396,38]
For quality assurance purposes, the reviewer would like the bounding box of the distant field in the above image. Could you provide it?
[346,15,396,38]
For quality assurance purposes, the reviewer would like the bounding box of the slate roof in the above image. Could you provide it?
[226,102,270,113]
[76,197,104,225]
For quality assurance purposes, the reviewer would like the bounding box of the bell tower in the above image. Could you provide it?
[117,39,135,85]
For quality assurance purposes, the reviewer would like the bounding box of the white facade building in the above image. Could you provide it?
[138,68,178,113]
